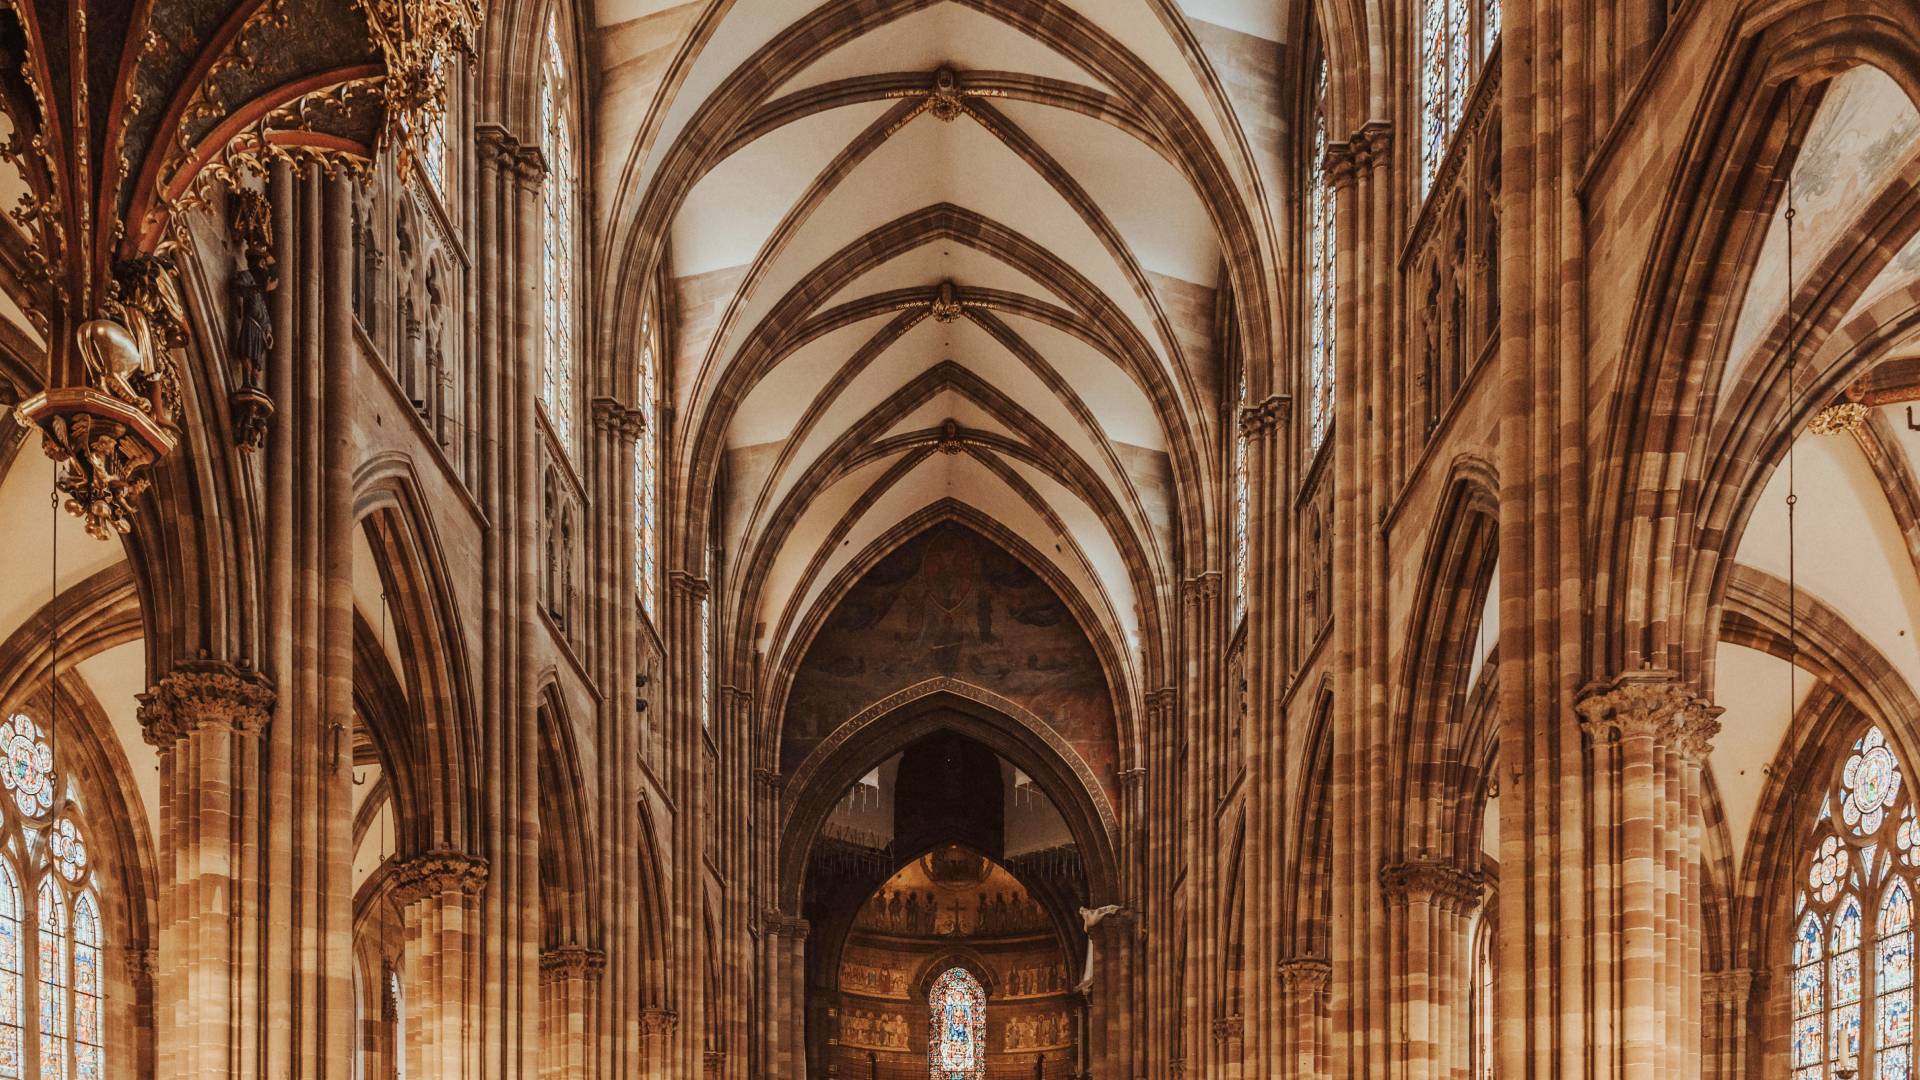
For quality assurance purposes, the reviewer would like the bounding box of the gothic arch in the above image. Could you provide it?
[353,458,483,858]
[1392,458,1500,863]
[1590,0,1920,680]
[537,682,599,949]
[776,686,1122,912]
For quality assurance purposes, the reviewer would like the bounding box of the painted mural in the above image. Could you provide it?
[782,522,1116,781]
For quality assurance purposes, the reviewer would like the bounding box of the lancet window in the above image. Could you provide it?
[1794,725,1918,1079]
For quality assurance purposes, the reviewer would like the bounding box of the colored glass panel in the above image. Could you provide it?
[0,716,54,819]
[37,879,65,1080]
[541,16,577,450]
[927,967,985,1080]
[71,894,99,1080]
[1308,61,1336,452]
[1848,727,1907,837]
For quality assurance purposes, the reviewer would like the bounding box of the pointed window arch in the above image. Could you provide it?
[1307,59,1337,453]
[635,306,660,620]
[928,967,985,1079]
[540,12,579,451]
[1794,724,1920,1078]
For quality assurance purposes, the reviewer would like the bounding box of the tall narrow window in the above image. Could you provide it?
[390,969,405,1080]
[0,860,22,1080]
[1420,0,1499,192]
[36,880,65,1080]
[540,15,578,449]
[1307,60,1337,453]
[928,967,985,1079]
[700,548,714,733]
[1233,363,1249,623]
[1484,0,1502,58]
[68,895,97,1080]
[1795,724,1920,1078]
[635,309,659,620]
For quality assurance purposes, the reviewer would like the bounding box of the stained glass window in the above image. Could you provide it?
[36,880,64,1080]
[700,549,714,733]
[69,896,97,1080]
[928,967,985,1080]
[540,14,578,450]
[1233,363,1248,623]
[1798,723,1920,1078]
[1419,0,1498,193]
[0,860,21,1080]
[635,309,659,620]
[0,716,55,820]
[1307,60,1337,453]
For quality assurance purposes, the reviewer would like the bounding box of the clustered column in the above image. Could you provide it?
[394,850,489,1080]
[1380,860,1485,1080]
[137,661,274,1080]
[540,944,608,1078]
[1574,673,1719,1080]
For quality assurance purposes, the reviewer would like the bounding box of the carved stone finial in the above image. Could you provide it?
[137,660,276,750]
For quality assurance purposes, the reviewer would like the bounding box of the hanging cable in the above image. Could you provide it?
[47,486,59,808]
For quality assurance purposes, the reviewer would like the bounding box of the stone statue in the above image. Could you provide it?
[1074,904,1124,993]
[230,268,273,390]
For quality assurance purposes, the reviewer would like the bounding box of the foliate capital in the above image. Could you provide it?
[669,572,710,601]
[1379,858,1484,912]
[1324,142,1360,189]
[1353,122,1393,167]
[1181,572,1222,607]
[1575,671,1721,760]
[391,849,490,906]
[539,945,607,984]
[137,660,275,750]
[1276,956,1331,993]
[1210,1014,1243,1045]
[641,1006,680,1037]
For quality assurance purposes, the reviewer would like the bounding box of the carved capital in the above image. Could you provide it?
[752,766,783,792]
[669,572,710,602]
[121,944,155,988]
[1354,122,1393,167]
[391,849,490,906]
[703,1050,726,1073]
[1147,687,1177,714]
[474,125,522,171]
[1181,572,1222,607]
[137,660,276,750]
[641,1006,680,1037]
[539,945,607,984]
[1575,671,1721,760]
[761,909,810,940]
[1210,1014,1243,1045]
[1276,956,1331,994]
[1379,858,1484,911]
[1324,142,1360,189]
[1116,767,1147,793]
[1239,394,1290,438]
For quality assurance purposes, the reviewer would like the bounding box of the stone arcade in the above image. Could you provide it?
[0,0,1913,1077]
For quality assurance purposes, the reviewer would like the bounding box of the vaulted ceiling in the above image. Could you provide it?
[595,0,1296,712]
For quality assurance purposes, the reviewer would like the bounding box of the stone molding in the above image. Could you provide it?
[640,1006,679,1037]
[1701,967,1753,1006]
[1575,671,1722,762]
[391,849,490,906]
[591,397,647,440]
[669,572,710,601]
[1239,394,1290,438]
[760,909,810,940]
[1275,956,1332,993]
[1379,858,1485,911]
[539,945,607,984]
[1353,121,1393,168]
[136,660,276,750]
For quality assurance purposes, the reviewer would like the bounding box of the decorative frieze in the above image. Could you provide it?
[136,661,276,750]
[390,849,490,905]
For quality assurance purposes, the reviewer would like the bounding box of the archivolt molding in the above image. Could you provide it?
[779,676,1120,850]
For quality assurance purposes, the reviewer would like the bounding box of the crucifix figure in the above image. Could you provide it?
[1073,904,1124,993]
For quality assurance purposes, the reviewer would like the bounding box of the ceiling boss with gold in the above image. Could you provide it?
[0,0,475,539]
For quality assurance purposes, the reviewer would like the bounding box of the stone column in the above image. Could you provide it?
[1276,957,1331,1078]
[137,661,274,1080]
[395,851,490,1080]
[760,912,808,1078]
[1381,860,1485,1080]
[1573,672,1720,1080]
[1701,968,1752,1080]
[540,945,607,1078]
[1241,393,1289,1080]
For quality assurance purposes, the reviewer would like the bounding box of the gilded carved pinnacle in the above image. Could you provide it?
[1379,858,1484,911]
[390,849,490,905]
[1809,402,1871,436]
[136,660,276,750]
